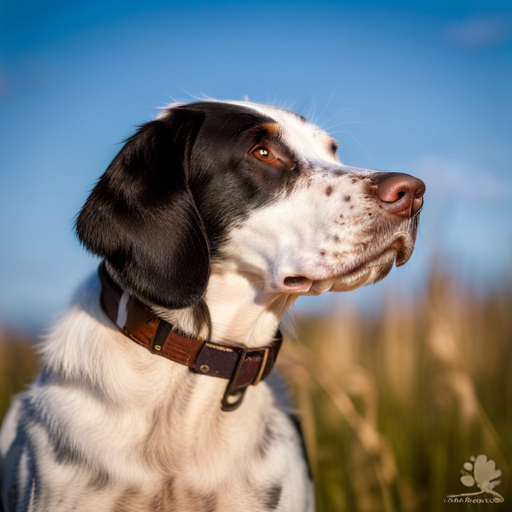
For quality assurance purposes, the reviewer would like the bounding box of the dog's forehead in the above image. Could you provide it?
[226,101,339,165]
[161,100,339,165]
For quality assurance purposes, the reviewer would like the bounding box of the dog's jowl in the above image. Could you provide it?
[0,100,425,511]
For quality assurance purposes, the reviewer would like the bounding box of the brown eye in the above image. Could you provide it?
[252,146,276,163]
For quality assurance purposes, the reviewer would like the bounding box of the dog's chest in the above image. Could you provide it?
[18,363,314,512]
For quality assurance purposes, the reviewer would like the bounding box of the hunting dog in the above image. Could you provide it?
[0,100,425,511]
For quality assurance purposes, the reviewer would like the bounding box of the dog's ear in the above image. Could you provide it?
[76,108,209,309]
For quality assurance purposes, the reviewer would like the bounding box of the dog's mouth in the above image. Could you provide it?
[280,233,414,295]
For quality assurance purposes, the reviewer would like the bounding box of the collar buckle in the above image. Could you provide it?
[252,347,269,386]
[221,347,249,412]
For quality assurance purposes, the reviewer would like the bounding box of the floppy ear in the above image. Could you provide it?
[76,108,209,309]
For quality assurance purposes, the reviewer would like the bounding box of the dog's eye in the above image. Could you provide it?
[250,144,294,171]
[252,147,276,163]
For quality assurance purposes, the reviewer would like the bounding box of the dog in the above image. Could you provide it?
[0,100,425,511]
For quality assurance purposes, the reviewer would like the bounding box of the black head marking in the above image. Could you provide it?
[173,102,301,255]
[76,101,304,309]
[76,108,210,309]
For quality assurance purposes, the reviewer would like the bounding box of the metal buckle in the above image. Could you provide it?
[221,347,248,412]
[252,348,269,386]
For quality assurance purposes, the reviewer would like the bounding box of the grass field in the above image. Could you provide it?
[1,270,510,511]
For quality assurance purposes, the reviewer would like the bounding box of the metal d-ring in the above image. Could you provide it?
[221,347,248,412]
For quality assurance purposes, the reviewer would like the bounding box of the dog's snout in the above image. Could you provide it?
[376,173,426,218]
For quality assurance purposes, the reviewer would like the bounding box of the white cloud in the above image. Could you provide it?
[444,14,512,48]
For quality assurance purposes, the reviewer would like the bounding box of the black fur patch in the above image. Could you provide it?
[202,493,217,512]
[2,421,29,512]
[23,396,86,467]
[263,484,282,510]
[256,417,277,459]
[87,468,111,490]
[150,478,174,511]
[39,366,113,407]
[52,435,84,466]
[184,489,217,512]
[7,482,18,512]
[288,414,313,482]
[112,487,141,512]
[23,438,40,511]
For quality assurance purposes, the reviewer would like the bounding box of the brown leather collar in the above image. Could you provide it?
[98,262,282,411]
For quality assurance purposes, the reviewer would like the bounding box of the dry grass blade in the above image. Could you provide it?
[280,340,398,512]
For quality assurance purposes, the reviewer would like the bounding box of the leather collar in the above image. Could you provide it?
[98,262,282,411]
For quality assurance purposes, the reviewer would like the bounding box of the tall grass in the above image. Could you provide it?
[0,271,510,511]
[0,329,38,421]
[280,271,512,511]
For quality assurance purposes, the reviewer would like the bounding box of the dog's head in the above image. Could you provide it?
[76,100,425,309]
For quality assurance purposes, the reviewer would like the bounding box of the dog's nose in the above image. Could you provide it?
[376,173,426,218]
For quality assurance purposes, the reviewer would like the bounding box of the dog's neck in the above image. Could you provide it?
[108,262,297,349]
[155,266,297,349]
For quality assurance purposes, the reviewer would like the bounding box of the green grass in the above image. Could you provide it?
[0,329,39,421]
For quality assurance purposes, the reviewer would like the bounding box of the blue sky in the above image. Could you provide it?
[1,0,511,330]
